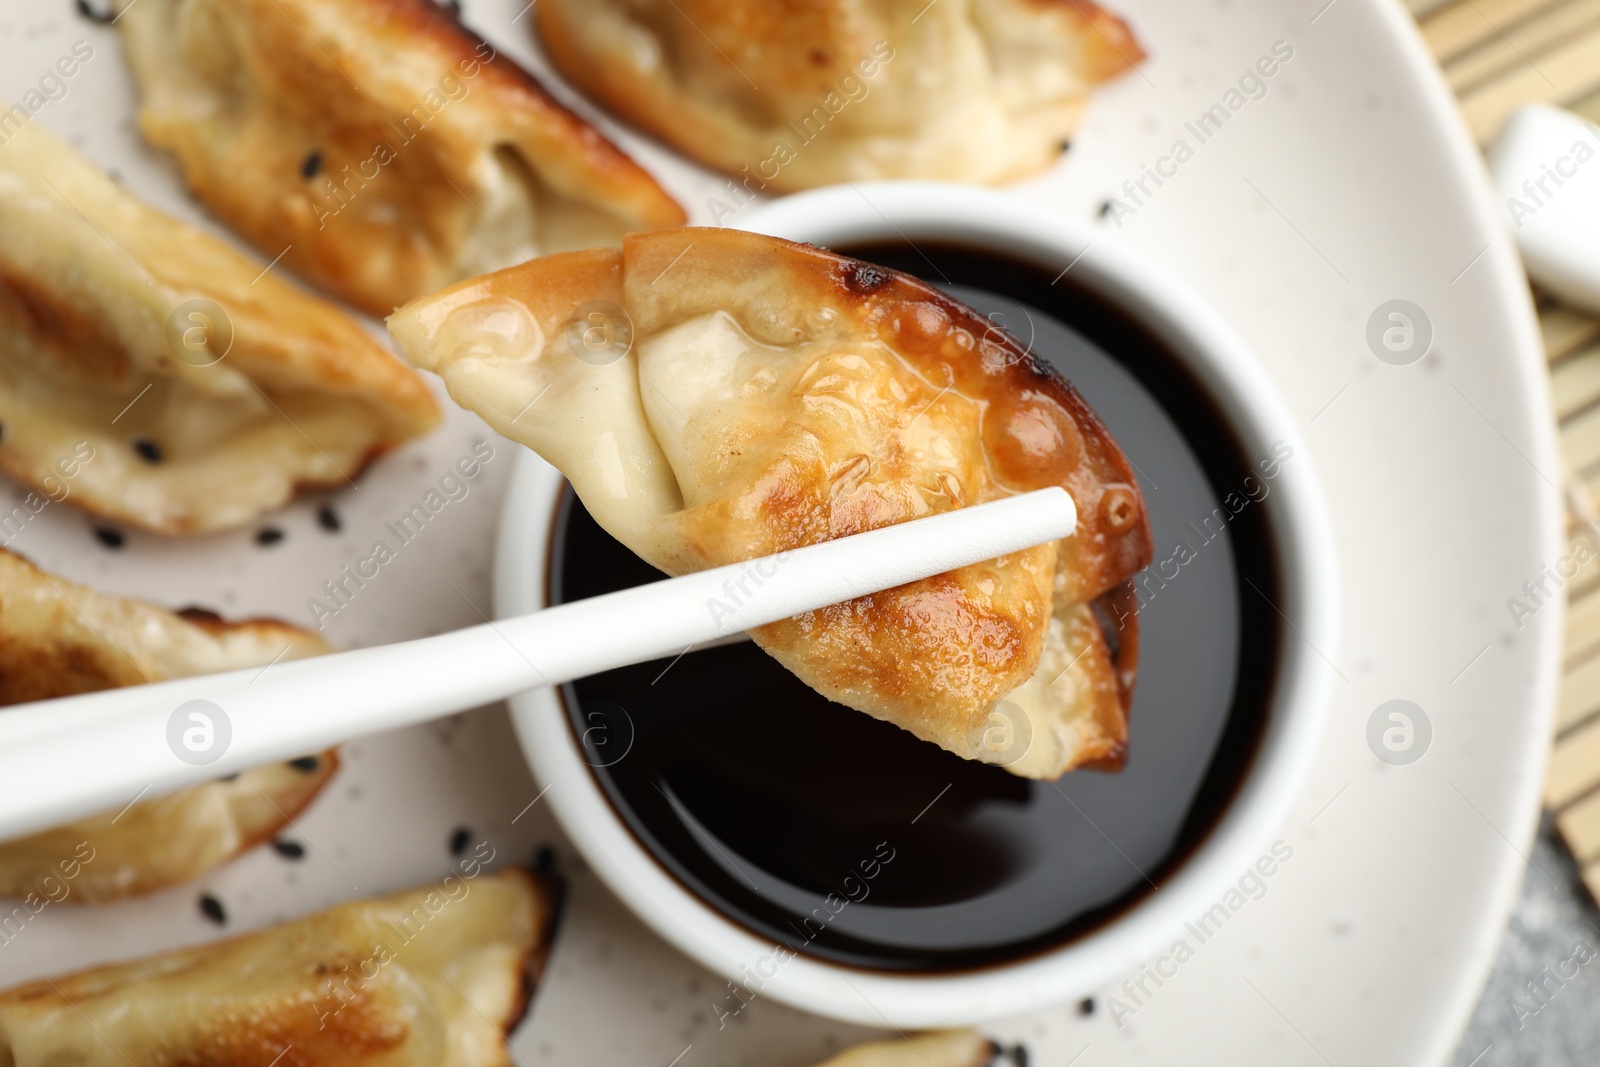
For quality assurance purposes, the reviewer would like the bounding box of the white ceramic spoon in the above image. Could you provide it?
[0,488,1075,841]
[1488,104,1600,315]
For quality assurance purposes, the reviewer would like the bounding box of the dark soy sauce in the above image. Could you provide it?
[550,241,1283,972]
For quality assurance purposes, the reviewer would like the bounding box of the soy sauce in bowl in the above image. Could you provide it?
[550,241,1283,972]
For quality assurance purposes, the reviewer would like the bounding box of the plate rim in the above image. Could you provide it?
[1354,2,1565,1062]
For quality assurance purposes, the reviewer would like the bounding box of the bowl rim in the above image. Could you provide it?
[494,180,1340,1027]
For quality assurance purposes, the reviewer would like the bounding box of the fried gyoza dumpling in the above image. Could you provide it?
[0,123,439,535]
[814,1032,998,1067]
[389,229,1152,779]
[0,547,338,903]
[535,0,1143,193]
[115,0,687,317]
[0,868,553,1067]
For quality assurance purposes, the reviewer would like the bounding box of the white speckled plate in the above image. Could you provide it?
[0,1,1559,1064]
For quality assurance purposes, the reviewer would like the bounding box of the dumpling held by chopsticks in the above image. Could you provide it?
[389,229,1152,779]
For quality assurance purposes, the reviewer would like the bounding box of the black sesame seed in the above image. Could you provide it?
[133,439,163,463]
[93,526,125,549]
[449,827,471,855]
[219,773,239,782]
[438,0,462,13]
[199,893,226,924]
[271,838,306,860]
[1010,1046,1028,1067]
[75,0,115,23]
[1097,199,1114,218]
[0,422,6,444]
[317,504,341,532]
[533,844,556,876]
[1078,996,1095,1016]
[301,150,323,179]
[1059,139,1072,153]
[288,755,320,773]
[255,526,285,546]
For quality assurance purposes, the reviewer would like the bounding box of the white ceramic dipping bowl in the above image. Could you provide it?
[494,182,1338,1027]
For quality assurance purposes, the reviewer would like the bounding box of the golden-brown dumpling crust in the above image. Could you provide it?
[0,868,555,1067]
[0,756,339,905]
[0,122,440,535]
[117,0,687,317]
[390,229,1152,777]
[536,0,1143,191]
[0,547,339,902]
[623,231,1149,773]
[617,231,1152,599]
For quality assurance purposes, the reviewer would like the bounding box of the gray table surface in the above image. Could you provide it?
[1450,817,1600,1066]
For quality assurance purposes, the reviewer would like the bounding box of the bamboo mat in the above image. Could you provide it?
[1406,0,1600,899]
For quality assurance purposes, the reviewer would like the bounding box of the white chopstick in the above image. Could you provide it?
[0,487,1075,840]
